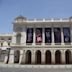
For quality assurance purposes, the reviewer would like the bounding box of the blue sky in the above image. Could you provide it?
[0,0,72,33]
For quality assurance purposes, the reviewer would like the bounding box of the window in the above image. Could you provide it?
[54,28,61,43]
[26,28,33,43]
[36,28,42,43]
[45,28,52,43]
[63,27,71,43]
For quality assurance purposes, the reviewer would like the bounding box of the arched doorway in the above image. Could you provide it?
[25,50,31,64]
[65,50,71,64]
[35,50,41,64]
[55,50,61,64]
[45,50,51,64]
[14,50,20,63]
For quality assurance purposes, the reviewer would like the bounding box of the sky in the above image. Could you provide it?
[0,0,72,33]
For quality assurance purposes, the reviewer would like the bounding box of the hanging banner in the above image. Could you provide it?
[45,28,51,43]
[63,28,70,43]
[26,28,33,43]
[36,28,42,43]
[54,28,61,43]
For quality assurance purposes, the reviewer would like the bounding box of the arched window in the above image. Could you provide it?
[16,34,21,44]
[65,50,71,64]
[45,50,51,64]
[35,50,41,64]
[55,50,61,64]
[25,50,31,64]
[14,50,20,63]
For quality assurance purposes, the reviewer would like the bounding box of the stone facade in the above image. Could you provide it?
[0,16,72,72]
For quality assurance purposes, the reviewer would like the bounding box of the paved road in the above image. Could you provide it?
[0,64,72,72]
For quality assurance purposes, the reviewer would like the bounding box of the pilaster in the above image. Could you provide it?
[19,50,24,64]
[21,27,26,45]
[32,50,35,64]
[8,50,14,64]
[21,50,26,64]
[12,32,16,44]
[41,50,45,64]
[61,50,65,64]
[51,50,55,64]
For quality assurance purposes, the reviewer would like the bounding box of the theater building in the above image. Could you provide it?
[0,16,72,72]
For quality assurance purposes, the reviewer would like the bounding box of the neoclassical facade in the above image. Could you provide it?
[0,16,72,65]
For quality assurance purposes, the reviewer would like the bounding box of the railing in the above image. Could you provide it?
[13,18,71,23]
[10,43,72,49]
[11,43,24,46]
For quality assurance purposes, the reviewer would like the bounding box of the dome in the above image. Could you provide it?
[15,15,27,21]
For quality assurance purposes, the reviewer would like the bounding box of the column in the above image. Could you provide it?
[61,27,64,45]
[19,50,23,64]
[32,50,35,64]
[61,50,65,64]
[8,50,14,64]
[52,27,54,45]
[42,28,45,45]
[33,27,35,45]
[41,50,45,64]
[51,50,55,64]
